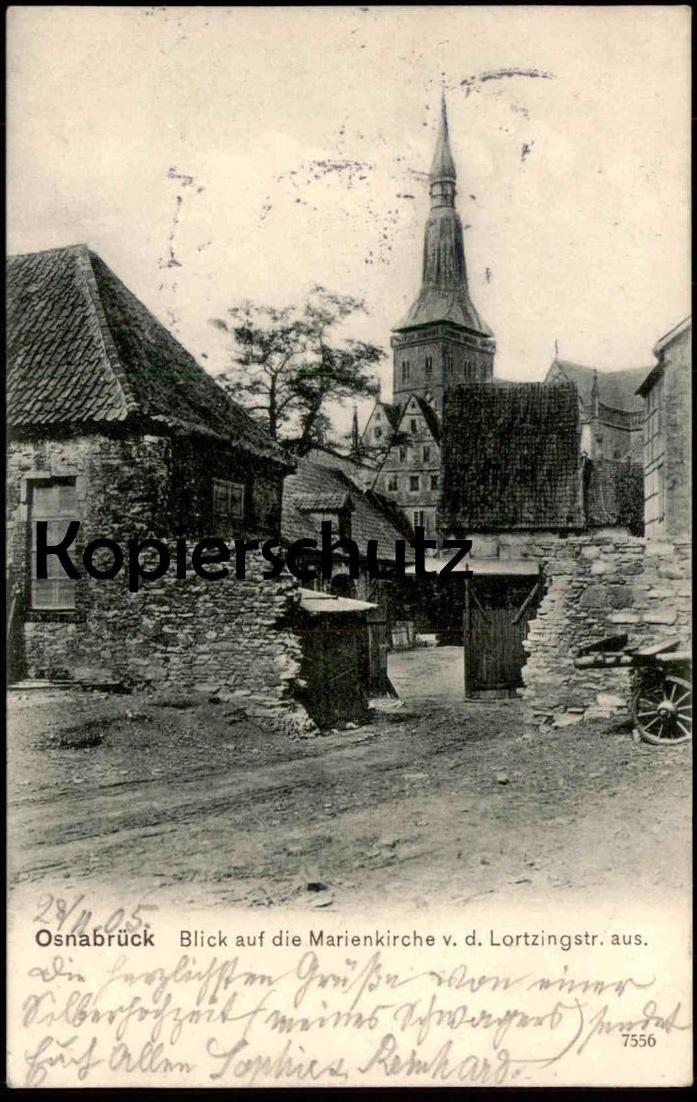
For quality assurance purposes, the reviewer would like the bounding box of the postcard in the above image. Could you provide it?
[6,5,692,1088]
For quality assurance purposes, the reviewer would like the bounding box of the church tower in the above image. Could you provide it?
[391,94,495,410]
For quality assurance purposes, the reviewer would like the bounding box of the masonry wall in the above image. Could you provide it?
[7,431,312,735]
[519,530,691,729]
[391,323,495,410]
[170,436,283,538]
[663,326,691,539]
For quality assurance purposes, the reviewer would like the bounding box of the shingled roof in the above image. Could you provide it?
[283,451,412,557]
[7,244,291,466]
[439,382,583,531]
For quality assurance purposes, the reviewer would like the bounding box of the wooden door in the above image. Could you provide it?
[299,615,370,727]
[463,573,543,696]
[367,608,388,694]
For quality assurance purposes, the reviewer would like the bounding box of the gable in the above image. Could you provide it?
[545,358,648,414]
[395,393,441,444]
[7,245,291,466]
[282,452,412,555]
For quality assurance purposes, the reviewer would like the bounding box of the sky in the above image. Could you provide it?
[7,6,691,438]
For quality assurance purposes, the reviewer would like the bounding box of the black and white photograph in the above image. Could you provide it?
[6,5,692,1088]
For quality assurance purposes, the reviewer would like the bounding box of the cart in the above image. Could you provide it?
[574,634,692,745]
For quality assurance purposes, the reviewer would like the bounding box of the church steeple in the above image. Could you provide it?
[429,93,457,205]
[394,93,492,336]
[390,93,496,409]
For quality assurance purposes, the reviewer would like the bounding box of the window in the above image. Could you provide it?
[423,445,431,462]
[644,380,663,466]
[399,447,407,462]
[30,480,78,610]
[318,511,351,541]
[425,355,433,376]
[643,379,665,536]
[409,475,420,492]
[445,354,454,376]
[387,475,398,492]
[430,475,439,490]
[374,427,382,439]
[213,478,245,528]
[401,360,410,382]
[413,509,425,529]
[375,411,382,422]
[410,418,417,433]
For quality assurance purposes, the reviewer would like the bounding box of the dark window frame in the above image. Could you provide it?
[29,478,79,611]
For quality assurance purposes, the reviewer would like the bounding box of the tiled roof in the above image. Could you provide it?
[295,491,353,512]
[282,451,412,556]
[381,402,403,432]
[545,359,648,414]
[308,446,378,490]
[414,396,441,443]
[7,244,291,465]
[440,382,583,531]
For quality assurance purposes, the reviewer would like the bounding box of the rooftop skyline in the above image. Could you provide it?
[7,7,690,435]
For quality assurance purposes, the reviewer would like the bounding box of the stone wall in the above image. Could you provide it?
[663,325,691,539]
[106,548,311,735]
[7,431,313,735]
[520,530,691,729]
[170,435,283,538]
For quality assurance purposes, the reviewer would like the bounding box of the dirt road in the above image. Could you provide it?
[8,648,690,912]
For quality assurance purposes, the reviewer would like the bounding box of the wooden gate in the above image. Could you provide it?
[367,607,396,695]
[463,570,543,698]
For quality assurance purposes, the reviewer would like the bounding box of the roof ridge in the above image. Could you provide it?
[89,250,287,451]
[553,357,650,377]
[76,247,139,419]
[7,242,91,262]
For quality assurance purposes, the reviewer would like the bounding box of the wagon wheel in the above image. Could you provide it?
[632,674,692,745]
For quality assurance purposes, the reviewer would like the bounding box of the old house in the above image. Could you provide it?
[434,382,645,700]
[544,358,648,461]
[364,93,495,533]
[636,316,691,540]
[433,379,689,724]
[373,395,442,536]
[6,243,318,733]
[360,394,402,464]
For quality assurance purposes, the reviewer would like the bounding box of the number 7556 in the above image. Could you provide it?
[622,1034,656,1047]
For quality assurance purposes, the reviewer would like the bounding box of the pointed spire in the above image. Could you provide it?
[351,405,360,456]
[591,369,600,418]
[430,91,457,183]
[393,90,494,339]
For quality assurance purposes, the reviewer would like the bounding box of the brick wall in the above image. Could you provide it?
[520,530,691,728]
